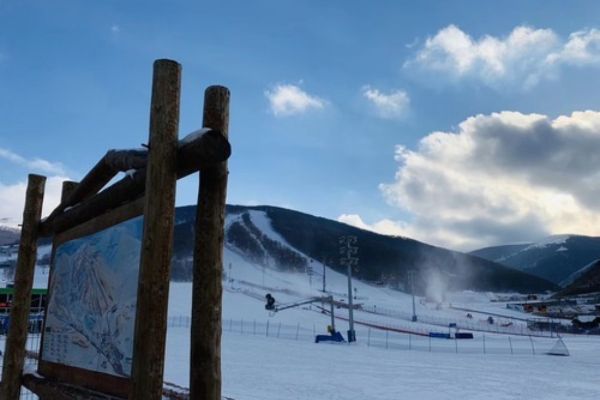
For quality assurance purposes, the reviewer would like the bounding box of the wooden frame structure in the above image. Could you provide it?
[0,59,231,400]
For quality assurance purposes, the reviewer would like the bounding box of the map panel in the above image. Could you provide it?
[41,216,143,377]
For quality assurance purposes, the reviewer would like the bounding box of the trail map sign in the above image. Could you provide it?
[0,60,231,400]
[38,205,144,396]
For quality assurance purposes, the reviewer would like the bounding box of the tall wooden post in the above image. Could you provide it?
[61,180,78,201]
[130,59,180,400]
[0,174,46,400]
[190,86,230,400]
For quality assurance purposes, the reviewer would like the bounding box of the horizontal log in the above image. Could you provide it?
[22,374,189,400]
[22,373,124,400]
[38,130,230,237]
[46,129,227,223]
[46,150,147,221]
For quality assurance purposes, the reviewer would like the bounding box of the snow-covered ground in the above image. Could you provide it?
[165,328,600,400]
[163,247,600,400]
[3,212,600,400]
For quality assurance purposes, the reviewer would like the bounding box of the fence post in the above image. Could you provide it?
[266,320,270,337]
[428,335,431,352]
[408,333,412,350]
[483,334,486,354]
[0,174,46,400]
[455,336,458,353]
[295,323,300,340]
[385,330,389,349]
[529,336,535,355]
[190,85,230,400]
[240,319,244,334]
[277,322,281,338]
[508,336,513,355]
[229,318,233,331]
[483,333,486,354]
[367,328,371,347]
[253,320,256,336]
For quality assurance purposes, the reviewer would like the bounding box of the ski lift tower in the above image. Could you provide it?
[340,235,358,342]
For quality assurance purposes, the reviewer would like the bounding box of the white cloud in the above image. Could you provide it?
[547,29,600,65]
[0,148,70,227]
[373,110,600,251]
[406,25,600,88]
[0,147,66,175]
[265,84,326,116]
[362,86,410,120]
[111,24,120,34]
[0,176,68,228]
[338,214,408,237]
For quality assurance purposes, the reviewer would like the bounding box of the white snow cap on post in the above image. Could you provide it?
[180,128,213,145]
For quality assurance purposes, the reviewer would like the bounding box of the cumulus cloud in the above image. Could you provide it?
[265,84,326,116]
[362,86,410,119]
[406,25,600,88]
[0,176,68,228]
[0,147,66,175]
[345,110,600,251]
[0,148,70,227]
[338,214,409,237]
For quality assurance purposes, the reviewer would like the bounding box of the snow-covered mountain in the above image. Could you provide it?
[0,225,19,245]
[470,235,600,285]
[173,205,556,293]
[1,204,557,293]
[556,259,600,297]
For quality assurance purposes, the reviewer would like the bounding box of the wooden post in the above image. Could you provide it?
[0,174,46,400]
[190,85,230,400]
[61,180,78,201]
[130,59,180,400]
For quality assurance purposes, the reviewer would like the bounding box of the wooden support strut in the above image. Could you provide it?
[190,86,230,400]
[129,59,180,400]
[38,128,230,237]
[46,149,148,220]
[0,174,46,400]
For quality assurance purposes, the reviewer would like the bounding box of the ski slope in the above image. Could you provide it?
[164,245,600,399]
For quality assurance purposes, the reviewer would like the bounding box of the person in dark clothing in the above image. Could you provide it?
[265,293,276,310]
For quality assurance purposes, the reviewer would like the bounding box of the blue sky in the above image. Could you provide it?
[2,0,600,250]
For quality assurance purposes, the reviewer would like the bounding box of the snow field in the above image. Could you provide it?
[163,326,600,400]
[165,277,600,400]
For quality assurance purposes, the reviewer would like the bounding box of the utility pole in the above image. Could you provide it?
[322,257,327,293]
[408,270,417,322]
[339,236,358,342]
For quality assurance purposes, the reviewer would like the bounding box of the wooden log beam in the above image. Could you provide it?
[22,374,124,400]
[46,150,148,220]
[38,129,230,237]
[61,180,79,201]
[22,374,189,400]
[0,174,46,400]
[129,59,180,400]
[190,86,230,400]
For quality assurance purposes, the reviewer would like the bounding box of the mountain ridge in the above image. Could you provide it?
[0,225,20,246]
[172,204,557,293]
[470,235,600,285]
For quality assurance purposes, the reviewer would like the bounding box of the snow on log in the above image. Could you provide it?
[38,129,231,236]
